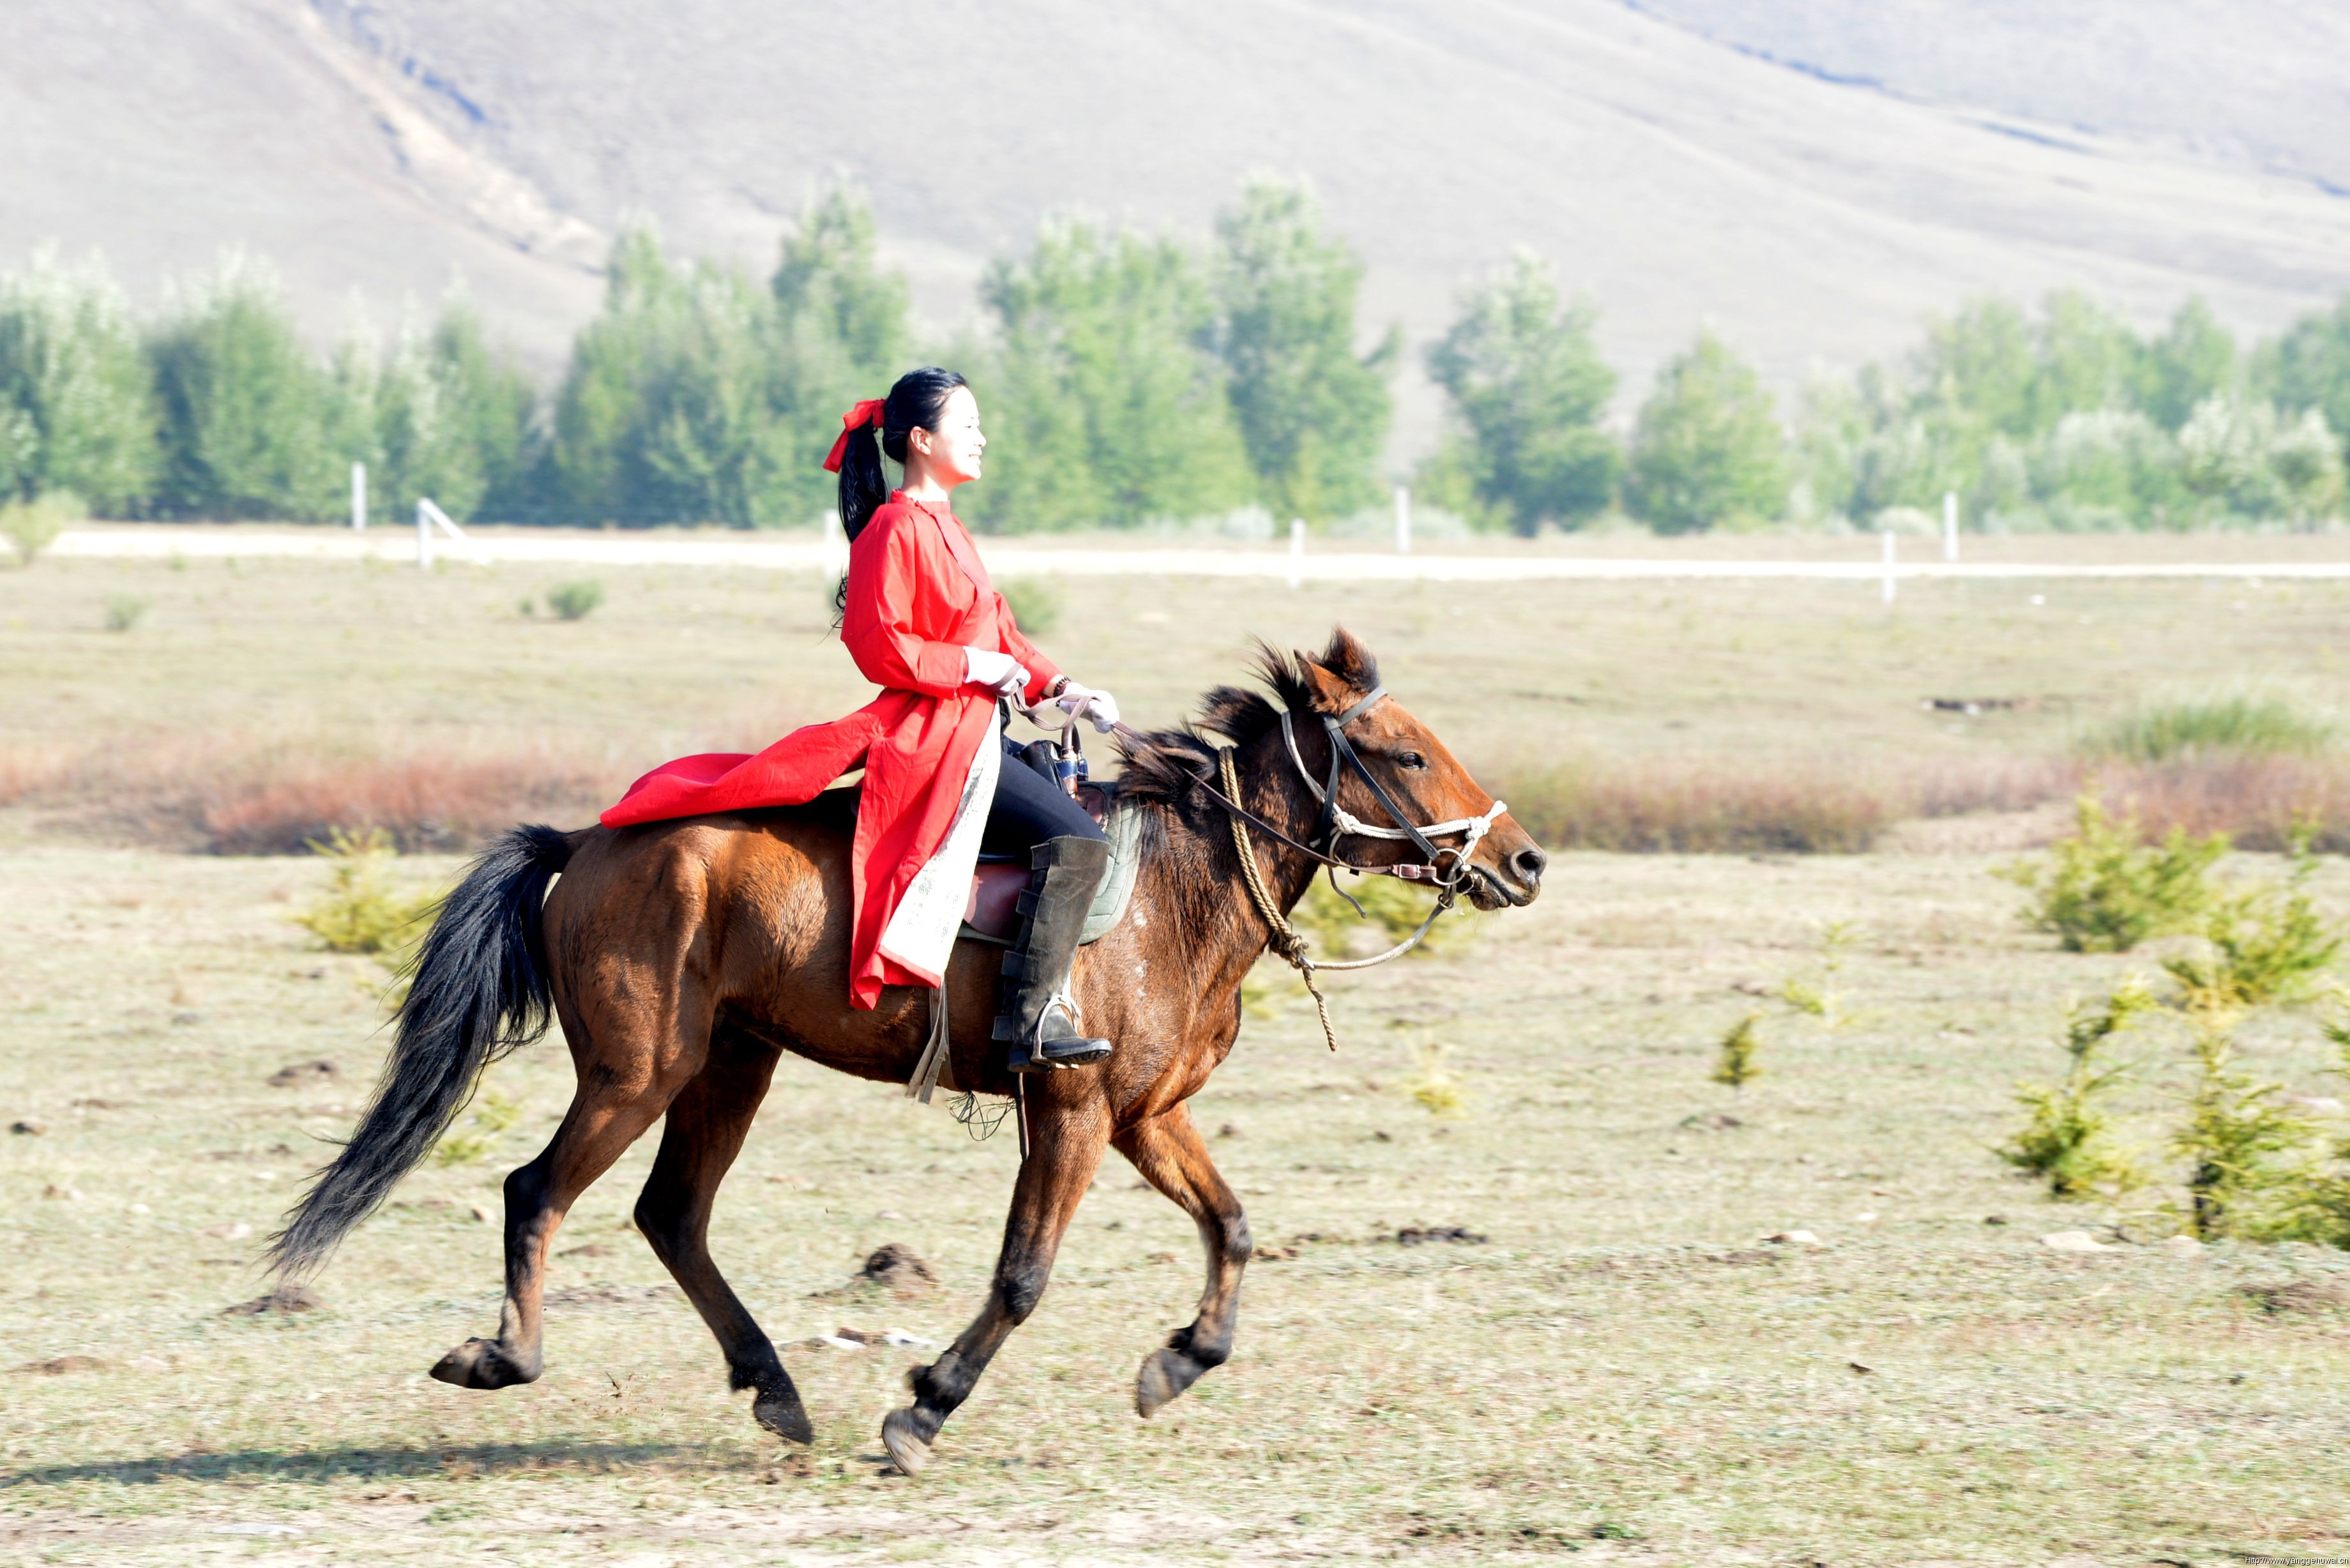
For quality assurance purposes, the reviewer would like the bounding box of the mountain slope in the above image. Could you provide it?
[7,0,2349,437]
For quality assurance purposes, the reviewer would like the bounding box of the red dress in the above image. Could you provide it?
[600,492,1061,1008]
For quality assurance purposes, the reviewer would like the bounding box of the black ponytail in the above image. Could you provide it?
[833,366,968,621]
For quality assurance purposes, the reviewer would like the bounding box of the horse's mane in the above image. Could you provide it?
[1112,628,1381,808]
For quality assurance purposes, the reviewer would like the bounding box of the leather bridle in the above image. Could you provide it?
[1111,684,1506,893]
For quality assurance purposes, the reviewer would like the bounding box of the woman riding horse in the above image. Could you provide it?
[601,368,1123,1073]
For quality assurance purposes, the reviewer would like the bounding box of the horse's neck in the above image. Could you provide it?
[1138,728,1325,988]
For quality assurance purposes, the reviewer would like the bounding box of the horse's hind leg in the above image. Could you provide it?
[632,1028,812,1445]
[880,1088,1110,1476]
[431,994,710,1391]
[1115,1104,1252,1417]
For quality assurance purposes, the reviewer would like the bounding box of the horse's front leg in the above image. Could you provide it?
[880,1084,1109,1476]
[1114,1104,1251,1416]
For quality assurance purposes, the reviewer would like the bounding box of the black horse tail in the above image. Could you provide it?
[269,824,576,1278]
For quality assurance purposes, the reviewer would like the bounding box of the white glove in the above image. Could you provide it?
[962,647,1031,699]
[1054,679,1121,734]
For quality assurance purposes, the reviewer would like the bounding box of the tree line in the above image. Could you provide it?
[4,179,2348,532]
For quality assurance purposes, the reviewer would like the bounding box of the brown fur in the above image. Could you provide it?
[422,629,1547,1467]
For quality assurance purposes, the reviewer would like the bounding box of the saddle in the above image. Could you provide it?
[959,781,1142,946]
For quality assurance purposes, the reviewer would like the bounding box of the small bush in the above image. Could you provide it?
[1292,873,1474,959]
[1400,1041,1466,1117]
[102,595,146,632]
[2172,1009,2319,1240]
[544,579,605,621]
[2162,835,2343,1009]
[998,576,1063,637]
[1776,920,1857,1030]
[288,826,442,954]
[1998,978,2155,1199]
[2,492,85,566]
[432,1089,524,1167]
[1711,1013,1762,1092]
[2088,690,2333,765]
[1999,792,2225,952]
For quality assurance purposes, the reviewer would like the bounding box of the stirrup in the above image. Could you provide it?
[1001,995,1111,1073]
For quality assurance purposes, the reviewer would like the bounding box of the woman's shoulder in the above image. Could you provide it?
[861,494,957,547]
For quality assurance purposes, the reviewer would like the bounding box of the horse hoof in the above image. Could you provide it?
[879,1408,931,1477]
[1135,1346,1201,1419]
[428,1338,535,1390]
[754,1386,814,1446]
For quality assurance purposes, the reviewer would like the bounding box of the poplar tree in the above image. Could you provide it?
[1212,177,1396,523]
[0,247,158,511]
[1425,252,1619,534]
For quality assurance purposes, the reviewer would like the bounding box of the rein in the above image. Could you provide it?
[1107,686,1506,1053]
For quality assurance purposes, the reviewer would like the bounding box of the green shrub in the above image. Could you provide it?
[432,1089,524,1167]
[289,826,441,955]
[2172,1009,2320,1240]
[1776,920,1856,1030]
[1293,872,1474,959]
[545,579,605,621]
[1999,792,2225,952]
[1711,1013,1762,1093]
[997,575,1063,636]
[2086,690,2333,764]
[2162,836,2343,1009]
[1997,977,2155,1199]
[1400,1041,1466,1117]
[102,594,146,632]
[2,490,83,566]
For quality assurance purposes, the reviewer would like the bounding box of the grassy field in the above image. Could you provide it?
[4,541,2350,1564]
[4,538,2347,850]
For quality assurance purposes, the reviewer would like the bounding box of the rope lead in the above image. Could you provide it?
[1220,746,1342,1052]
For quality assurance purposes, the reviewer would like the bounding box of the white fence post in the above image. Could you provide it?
[1288,518,1306,589]
[1943,490,1958,562]
[416,497,467,568]
[351,462,367,531]
[1394,485,1411,554]
[1881,529,1897,605]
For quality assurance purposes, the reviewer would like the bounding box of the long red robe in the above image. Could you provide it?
[600,492,1059,1008]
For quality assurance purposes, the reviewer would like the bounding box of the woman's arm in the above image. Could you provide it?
[992,593,1063,707]
[841,509,971,697]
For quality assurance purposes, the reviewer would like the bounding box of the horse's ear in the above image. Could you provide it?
[1294,627,1382,712]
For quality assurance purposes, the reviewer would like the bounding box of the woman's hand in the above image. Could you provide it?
[1052,679,1121,734]
[963,647,1032,700]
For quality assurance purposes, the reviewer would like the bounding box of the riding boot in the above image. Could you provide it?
[995,835,1113,1072]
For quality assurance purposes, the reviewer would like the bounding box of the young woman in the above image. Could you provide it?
[601,368,1123,1071]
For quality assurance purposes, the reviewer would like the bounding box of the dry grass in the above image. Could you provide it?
[4,846,2349,1563]
[6,543,2350,1560]
[5,541,2350,860]
[2105,756,2350,852]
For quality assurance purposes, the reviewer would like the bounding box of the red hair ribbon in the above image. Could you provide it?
[821,398,889,472]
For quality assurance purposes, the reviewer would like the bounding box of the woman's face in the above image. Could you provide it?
[909,386,985,488]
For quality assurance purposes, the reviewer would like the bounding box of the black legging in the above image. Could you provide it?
[980,733,1106,857]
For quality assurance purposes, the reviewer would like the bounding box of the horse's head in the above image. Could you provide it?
[1249,629,1547,911]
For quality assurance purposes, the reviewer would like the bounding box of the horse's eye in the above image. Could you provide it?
[1397,751,1427,770]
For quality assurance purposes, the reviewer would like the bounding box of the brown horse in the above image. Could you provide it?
[271,629,1547,1474]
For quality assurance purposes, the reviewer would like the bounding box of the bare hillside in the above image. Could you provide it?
[8,0,2349,437]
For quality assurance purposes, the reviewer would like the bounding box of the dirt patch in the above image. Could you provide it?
[857,1243,939,1298]
[2240,1280,2350,1316]
[222,1285,327,1316]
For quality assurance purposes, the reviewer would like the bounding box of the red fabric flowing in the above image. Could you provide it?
[600,494,1059,1009]
[822,398,890,472]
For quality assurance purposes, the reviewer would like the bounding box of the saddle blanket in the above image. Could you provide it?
[959,787,1143,947]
